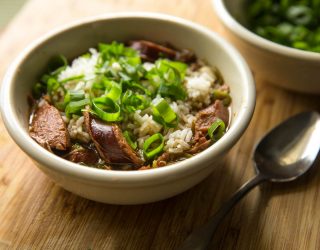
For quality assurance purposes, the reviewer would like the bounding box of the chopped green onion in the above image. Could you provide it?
[90,78,122,101]
[98,41,138,59]
[105,83,122,102]
[47,77,66,108]
[158,83,186,100]
[32,82,45,98]
[47,77,60,94]
[97,41,139,69]
[64,90,85,108]
[163,60,188,76]
[156,59,187,77]
[247,0,320,53]
[152,99,178,127]
[146,59,187,100]
[65,99,91,118]
[40,74,51,84]
[286,5,312,25]
[123,130,137,150]
[208,118,226,142]
[60,75,84,84]
[122,90,149,113]
[122,81,151,96]
[92,77,114,91]
[212,90,232,106]
[118,59,145,81]
[143,133,164,159]
[157,60,186,100]
[92,96,122,122]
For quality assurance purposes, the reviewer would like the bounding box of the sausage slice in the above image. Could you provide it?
[129,40,196,63]
[84,112,143,167]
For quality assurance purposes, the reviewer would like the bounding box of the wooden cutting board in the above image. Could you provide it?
[0,0,319,249]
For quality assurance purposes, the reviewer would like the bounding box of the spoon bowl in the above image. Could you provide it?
[254,112,320,182]
[180,111,320,250]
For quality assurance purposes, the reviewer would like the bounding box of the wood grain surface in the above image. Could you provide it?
[0,0,320,249]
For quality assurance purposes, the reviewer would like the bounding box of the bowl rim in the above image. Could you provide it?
[0,12,255,185]
[213,0,320,61]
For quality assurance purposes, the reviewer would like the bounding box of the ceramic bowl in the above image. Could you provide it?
[0,13,255,204]
[213,0,320,94]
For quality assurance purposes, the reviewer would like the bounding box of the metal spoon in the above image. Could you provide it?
[180,111,320,250]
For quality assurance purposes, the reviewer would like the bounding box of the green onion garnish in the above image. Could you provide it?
[65,99,91,118]
[122,81,151,96]
[32,82,45,98]
[122,90,149,113]
[158,83,186,100]
[105,83,122,102]
[247,0,320,53]
[64,90,85,105]
[212,90,232,106]
[143,133,164,159]
[152,99,178,127]
[208,118,226,142]
[47,77,61,95]
[123,130,137,150]
[145,59,187,100]
[60,75,84,84]
[92,96,122,122]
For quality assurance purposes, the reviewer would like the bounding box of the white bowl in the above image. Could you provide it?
[0,13,255,204]
[213,0,320,94]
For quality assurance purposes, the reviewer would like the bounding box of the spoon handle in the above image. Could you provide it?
[179,174,266,250]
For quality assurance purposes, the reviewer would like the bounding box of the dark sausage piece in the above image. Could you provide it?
[64,144,100,166]
[84,112,143,167]
[190,100,229,154]
[30,102,70,151]
[129,40,196,63]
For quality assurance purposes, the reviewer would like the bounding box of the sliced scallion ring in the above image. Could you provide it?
[92,96,122,122]
[143,133,164,159]
[105,83,122,102]
[152,99,178,127]
[208,118,226,142]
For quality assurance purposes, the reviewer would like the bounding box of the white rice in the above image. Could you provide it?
[169,100,195,128]
[58,48,99,83]
[164,128,193,153]
[67,115,91,143]
[185,66,217,107]
[131,110,163,137]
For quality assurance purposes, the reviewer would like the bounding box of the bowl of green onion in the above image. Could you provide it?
[0,13,255,204]
[213,0,320,94]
